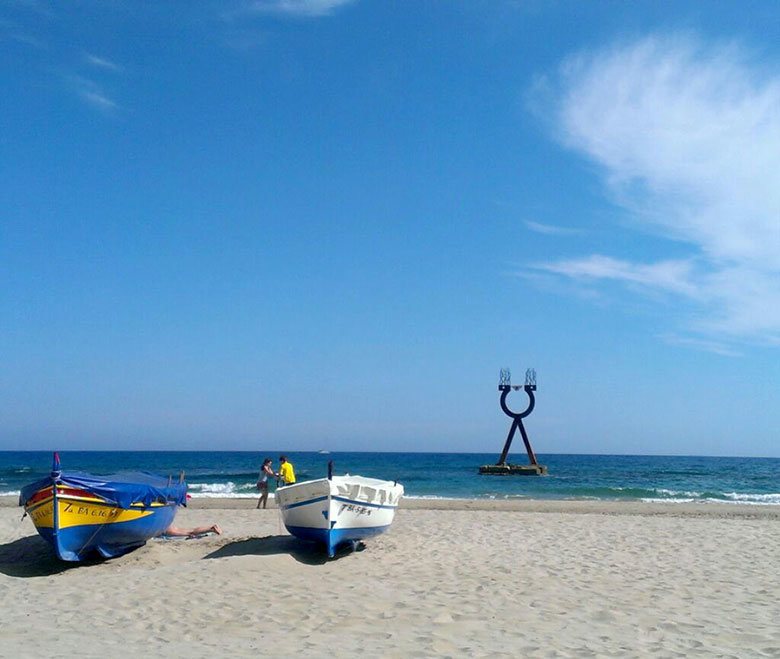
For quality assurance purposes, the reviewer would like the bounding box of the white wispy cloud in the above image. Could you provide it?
[69,75,119,112]
[535,255,700,298]
[0,17,44,47]
[656,333,742,358]
[524,220,581,236]
[81,89,118,110]
[7,32,44,48]
[84,53,121,71]
[245,0,355,17]
[534,34,780,348]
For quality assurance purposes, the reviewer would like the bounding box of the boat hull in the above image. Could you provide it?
[276,476,403,557]
[24,485,178,561]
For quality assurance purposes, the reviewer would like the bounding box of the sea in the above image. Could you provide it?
[2,451,780,505]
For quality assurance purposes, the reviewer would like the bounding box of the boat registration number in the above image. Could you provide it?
[338,503,372,516]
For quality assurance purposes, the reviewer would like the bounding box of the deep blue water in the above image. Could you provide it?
[2,451,779,504]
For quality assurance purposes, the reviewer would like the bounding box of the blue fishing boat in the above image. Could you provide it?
[19,453,188,562]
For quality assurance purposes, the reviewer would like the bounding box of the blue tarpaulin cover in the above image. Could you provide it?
[20,470,188,509]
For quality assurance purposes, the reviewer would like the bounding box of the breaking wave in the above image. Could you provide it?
[187,481,260,498]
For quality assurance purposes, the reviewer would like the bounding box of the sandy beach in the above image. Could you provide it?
[1,496,779,658]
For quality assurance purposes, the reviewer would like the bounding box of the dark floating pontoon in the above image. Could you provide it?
[479,368,547,476]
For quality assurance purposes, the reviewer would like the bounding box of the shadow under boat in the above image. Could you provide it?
[0,534,104,578]
[0,533,365,577]
[203,534,365,565]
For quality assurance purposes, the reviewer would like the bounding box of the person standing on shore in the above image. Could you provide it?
[256,458,276,509]
[278,455,296,486]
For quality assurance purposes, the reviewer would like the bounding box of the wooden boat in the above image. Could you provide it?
[275,463,403,557]
[19,453,188,562]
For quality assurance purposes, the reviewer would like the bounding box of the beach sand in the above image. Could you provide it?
[1,496,779,658]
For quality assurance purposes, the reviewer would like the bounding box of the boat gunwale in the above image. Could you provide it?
[24,487,171,511]
[278,493,400,511]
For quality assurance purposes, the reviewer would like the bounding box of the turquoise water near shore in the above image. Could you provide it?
[2,451,779,504]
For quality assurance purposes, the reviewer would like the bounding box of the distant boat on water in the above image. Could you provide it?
[317,450,330,454]
[19,453,188,562]
[276,464,403,557]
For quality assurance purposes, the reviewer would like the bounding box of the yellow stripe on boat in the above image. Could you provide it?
[57,499,155,528]
[26,498,157,530]
[27,499,54,528]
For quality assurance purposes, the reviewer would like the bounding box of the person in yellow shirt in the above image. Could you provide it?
[278,455,296,485]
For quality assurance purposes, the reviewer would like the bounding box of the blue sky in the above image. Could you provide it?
[2,0,779,455]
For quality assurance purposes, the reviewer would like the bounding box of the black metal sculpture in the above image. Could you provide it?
[479,368,547,475]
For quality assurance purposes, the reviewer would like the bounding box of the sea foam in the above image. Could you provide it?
[187,481,266,498]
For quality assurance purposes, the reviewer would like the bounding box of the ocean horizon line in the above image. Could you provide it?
[1,449,779,460]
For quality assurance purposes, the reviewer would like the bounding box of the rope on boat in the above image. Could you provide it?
[77,522,107,557]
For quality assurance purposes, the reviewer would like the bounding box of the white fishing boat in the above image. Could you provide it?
[276,466,403,557]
